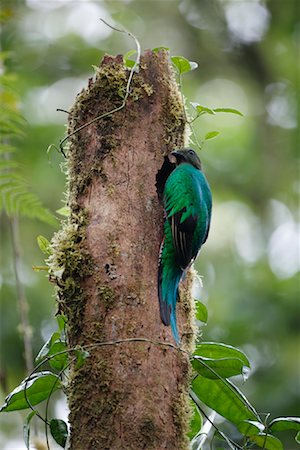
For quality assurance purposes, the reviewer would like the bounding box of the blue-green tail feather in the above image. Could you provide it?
[158,252,182,344]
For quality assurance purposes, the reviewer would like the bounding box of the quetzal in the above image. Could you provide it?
[158,148,212,344]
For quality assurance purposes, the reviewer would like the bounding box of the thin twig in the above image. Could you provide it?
[56,108,70,114]
[45,358,75,450]
[22,336,189,415]
[24,373,49,424]
[84,336,189,354]
[59,19,141,155]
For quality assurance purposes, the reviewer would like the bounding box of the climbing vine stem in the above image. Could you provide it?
[58,19,141,155]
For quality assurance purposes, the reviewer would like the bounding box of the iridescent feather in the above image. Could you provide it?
[158,148,212,344]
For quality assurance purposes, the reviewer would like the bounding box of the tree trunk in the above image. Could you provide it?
[50,50,195,450]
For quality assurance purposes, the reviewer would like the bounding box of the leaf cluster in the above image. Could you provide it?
[189,300,300,449]
[170,54,243,149]
[0,314,89,448]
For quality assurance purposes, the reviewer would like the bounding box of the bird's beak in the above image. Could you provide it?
[171,150,181,157]
[171,150,185,165]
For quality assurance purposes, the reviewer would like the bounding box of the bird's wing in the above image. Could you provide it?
[169,208,197,270]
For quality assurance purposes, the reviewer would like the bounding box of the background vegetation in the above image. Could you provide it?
[0,0,299,448]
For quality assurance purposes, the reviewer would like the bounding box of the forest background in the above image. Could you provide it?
[0,0,299,448]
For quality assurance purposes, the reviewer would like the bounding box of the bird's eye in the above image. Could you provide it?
[188,150,195,155]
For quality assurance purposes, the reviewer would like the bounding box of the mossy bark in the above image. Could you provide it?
[50,50,195,450]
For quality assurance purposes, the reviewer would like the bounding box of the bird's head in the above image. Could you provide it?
[171,148,202,170]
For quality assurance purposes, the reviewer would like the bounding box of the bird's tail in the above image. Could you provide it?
[158,243,183,344]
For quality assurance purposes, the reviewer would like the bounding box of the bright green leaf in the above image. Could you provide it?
[57,314,67,333]
[205,131,220,140]
[192,375,259,428]
[124,49,136,59]
[250,433,283,450]
[23,411,36,449]
[56,206,70,217]
[0,372,61,412]
[171,56,197,74]
[194,342,250,368]
[50,419,68,448]
[192,356,247,379]
[188,400,202,440]
[213,107,243,116]
[35,332,60,363]
[238,419,265,436]
[195,300,208,323]
[37,235,51,255]
[124,50,137,69]
[269,417,300,432]
[191,103,215,115]
[48,342,68,372]
[124,59,136,69]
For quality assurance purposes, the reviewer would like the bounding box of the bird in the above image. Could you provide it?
[158,148,212,344]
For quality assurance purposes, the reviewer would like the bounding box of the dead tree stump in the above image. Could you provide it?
[50,50,195,450]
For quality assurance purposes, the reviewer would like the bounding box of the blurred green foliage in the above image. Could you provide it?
[0,0,299,448]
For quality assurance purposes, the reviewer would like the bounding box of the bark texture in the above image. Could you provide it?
[50,50,195,450]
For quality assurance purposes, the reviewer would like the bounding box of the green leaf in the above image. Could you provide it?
[195,300,208,323]
[37,235,51,255]
[123,50,137,69]
[192,375,259,428]
[171,56,198,74]
[0,173,57,225]
[124,60,136,69]
[35,332,60,363]
[269,417,300,432]
[74,348,90,369]
[213,107,244,116]
[191,103,215,115]
[188,400,202,440]
[57,314,67,333]
[23,411,36,449]
[56,206,70,217]
[238,419,265,436]
[205,131,220,140]
[0,372,61,412]
[48,342,68,372]
[194,342,250,368]
[296,431,300,444]
[124,49,136,60]
[191,356,247,379]
[50,419,68,448]
[153,46,169,52]
[249,433,283,450]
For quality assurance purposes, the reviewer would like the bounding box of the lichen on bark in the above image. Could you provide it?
[49,49,195,450]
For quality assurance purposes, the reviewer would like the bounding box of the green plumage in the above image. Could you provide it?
[158,148,212,344]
